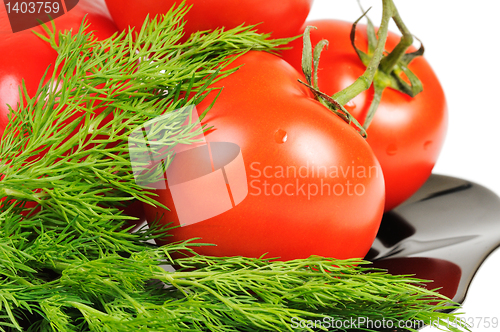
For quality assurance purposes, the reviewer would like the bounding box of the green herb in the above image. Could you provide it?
[0,4,469,332]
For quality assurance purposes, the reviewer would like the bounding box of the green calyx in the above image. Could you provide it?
[299,0,424,134]
[299,26,368,139]
[349,2,425,128]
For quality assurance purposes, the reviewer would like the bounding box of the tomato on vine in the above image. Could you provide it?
[281,15,447,211]
[142,51,385,261]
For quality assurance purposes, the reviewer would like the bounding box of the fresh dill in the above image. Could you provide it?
[0,3,469,332]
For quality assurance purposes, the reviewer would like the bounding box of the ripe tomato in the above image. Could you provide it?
[104,0,314,40]
[142,51,385,261]
[0,0,117,137]
[281,20,447,211]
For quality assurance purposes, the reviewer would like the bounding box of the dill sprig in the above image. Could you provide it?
[0,2,286,255]
[0,3,469,332]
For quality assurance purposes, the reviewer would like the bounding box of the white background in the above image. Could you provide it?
[306,0,500,330]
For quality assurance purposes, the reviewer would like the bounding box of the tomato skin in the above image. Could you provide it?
[281,20,448,211]
[0,0,117,137]
[104,0,314,40]
[143,51,385,261]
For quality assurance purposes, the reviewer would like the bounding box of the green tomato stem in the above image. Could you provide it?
[379,6,414,73]
[331,0,394,106]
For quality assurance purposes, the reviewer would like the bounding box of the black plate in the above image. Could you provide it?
[366,174,500,305]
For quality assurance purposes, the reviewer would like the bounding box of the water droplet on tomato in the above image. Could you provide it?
[274,129,288,144]
[386,144,397,156]
[345,100,356,111]
[424,141,433,150]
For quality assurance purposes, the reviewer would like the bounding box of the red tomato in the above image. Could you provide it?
[0,0,117,137]
[281,20,447,211]
[142,51,385,261]
[104,0,314,40]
